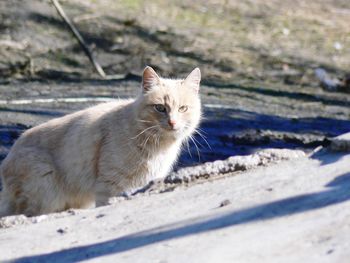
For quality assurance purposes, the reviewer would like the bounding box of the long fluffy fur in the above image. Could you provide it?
[0,67,201,216]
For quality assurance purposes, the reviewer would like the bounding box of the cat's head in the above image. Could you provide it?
[136,66,201,141]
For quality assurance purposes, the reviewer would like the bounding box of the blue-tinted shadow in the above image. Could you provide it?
[13,170,350,263]
[178,107,350,167]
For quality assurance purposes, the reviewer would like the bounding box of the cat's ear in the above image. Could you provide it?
[184,67,201,93]
[142,66,160,92]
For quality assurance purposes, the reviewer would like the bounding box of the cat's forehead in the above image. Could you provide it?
[146,78,197,104]
[159,78,183,88]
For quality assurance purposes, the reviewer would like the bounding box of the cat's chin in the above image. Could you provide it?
[162,128,183,140]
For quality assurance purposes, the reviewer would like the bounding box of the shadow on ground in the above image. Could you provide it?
[0,107,64,117]
[0,124,29,162]
[203,81,350,107]
[177,107,350,167]
[1,107,350,169]
[13,168,350,262]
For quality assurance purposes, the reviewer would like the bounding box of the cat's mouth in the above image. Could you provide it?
[162,126,182,136]
[164,126,181,132]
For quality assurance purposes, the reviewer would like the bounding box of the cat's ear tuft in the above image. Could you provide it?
[184,67,201,93]
[142,66,160,92]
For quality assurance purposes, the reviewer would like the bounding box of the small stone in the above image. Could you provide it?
[57,227,68,234]
[0,215,30,228]
[282,28,290,35]
[333,42,342,50]
[326,249,334,255]
[329,133,350,152]
[96,214,106,219]
[31,215,47,223]
[219,199,231,207]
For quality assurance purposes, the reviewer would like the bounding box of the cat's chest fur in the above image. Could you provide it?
[145,144,180,180]
[99,130,181,190]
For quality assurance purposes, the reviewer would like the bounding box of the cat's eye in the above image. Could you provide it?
[154,104,166,113]
[178,105,188,113]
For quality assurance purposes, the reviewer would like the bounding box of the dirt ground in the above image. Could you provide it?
[0,0,350,166]
[1,0,350,81]
[1,148,350,263]
[1,1,350,261]
[1,0,350,167]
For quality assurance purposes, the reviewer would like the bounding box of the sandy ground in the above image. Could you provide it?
[1,1,350,262]
[0,146,349,262]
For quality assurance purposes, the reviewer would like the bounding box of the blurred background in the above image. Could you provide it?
[0,0,350,167]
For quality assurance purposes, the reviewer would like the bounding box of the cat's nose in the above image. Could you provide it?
[168,119,176,129]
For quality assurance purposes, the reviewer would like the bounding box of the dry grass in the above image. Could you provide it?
[68,0,350,81]
[1,0,349,85]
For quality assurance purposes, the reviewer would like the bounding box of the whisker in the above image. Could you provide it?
[194,129,211,149]
[185,139,192,158]
[137,119,152,123]
[141,131,157,149]
[191,134,206,149]
[189,135,201,162]
[154,133,160,152]
[142,133,152,148]
[131,125,158,140]
[139,132,154,158]
[196,127,208,135]
[144,135,152,158]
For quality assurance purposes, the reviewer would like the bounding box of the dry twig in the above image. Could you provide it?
[51,0,106,78]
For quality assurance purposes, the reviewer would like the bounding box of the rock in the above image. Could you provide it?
[315,68,340,91]
[219,199,231,207]
[165,149,305,184]
[329,133,350,152]
[56,227,68,234]
[31,215,48,223]
[0,215,30,228]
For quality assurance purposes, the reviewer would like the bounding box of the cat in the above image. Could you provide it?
[0,66,201,217]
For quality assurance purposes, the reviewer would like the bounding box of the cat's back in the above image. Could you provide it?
[11,99,134,149]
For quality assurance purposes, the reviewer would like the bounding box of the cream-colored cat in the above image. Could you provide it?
[0,67,201,216]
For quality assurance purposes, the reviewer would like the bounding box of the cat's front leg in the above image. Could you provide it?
[94,179,123,207]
